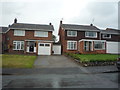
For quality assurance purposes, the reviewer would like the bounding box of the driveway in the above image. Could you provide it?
[34,55,79,68]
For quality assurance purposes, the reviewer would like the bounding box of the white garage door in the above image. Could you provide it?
[53,45,61,55]
[38,43,51,55]
[106,42,120,54]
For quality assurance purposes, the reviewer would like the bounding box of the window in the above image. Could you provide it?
[67,31,77,37]
[85,31,97,38]
[35,31,48,37]
[102,34,111,38]
[13,41,24,50]
[67,41,77,50]
[40,44,44,46]
[14,30,25,36]
[45,44,50,46]
[94,41,105,50]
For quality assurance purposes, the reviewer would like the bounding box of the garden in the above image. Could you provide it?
[65,53,119,66]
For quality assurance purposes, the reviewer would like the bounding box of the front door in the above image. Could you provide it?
[84,41,93,51]
[27,41,36,52]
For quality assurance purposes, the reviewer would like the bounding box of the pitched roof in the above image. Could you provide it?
[9,23,54,31]
[0,27,8,33]
[61,24,100,31]
[101,28,120,35]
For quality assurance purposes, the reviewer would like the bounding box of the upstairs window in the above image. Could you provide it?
[14,30,25,36]
[85,31,97,38]
[34,31,48,37]
[67,41,77,50]
[102,34,111,38]
[67,31,77,37]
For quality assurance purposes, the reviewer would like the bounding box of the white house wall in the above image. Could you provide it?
[106,41,120,54]
[53,45,61,55]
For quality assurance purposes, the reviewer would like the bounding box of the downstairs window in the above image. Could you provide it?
[67,41,77,50]
[94,41,105,50]
[13,41,24,50]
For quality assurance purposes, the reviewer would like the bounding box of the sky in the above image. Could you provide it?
[0,0,120,40]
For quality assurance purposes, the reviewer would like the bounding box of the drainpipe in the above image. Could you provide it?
[99,30,101,40]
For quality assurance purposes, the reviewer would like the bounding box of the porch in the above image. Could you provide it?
[79,39,106,54]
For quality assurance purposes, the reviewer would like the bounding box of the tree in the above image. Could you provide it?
[52,35,57,42]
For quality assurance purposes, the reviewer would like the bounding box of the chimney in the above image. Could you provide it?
[14,18,17,23]
[90,23,93,26]
[49,22,52,25]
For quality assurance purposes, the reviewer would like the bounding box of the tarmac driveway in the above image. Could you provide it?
[34,55,79,68]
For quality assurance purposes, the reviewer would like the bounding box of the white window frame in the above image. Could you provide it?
[67,30,77,37]
[94,41,105,50]
[13,41,24,50]
[102,34,111,38]
[14,30,25,36]
[85,31,97,38]
[67,41,77,50]
[34,31,48,37]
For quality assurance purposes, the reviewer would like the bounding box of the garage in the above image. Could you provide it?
[106,41,120,54]
[53,43,61,55]
[38,43,51,55]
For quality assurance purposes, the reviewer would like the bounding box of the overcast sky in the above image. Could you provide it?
[0,0,120,40]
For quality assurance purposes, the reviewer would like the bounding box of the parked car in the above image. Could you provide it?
[116,57,120,70]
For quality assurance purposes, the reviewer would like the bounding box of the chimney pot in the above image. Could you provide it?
[14,18,17,23]
[90,23,93,26]
[49,23,52,25]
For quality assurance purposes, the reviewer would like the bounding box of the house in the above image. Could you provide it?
[101,28,120,54]
[0,27,8,53]
[4,19,54,55]
[58,21,120,54]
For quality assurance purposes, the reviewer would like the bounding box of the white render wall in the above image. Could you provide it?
[106,41,120,54]
[53,45,61,55]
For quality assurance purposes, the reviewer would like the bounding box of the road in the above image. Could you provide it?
[2,55,120,89]
[2,67,120,88]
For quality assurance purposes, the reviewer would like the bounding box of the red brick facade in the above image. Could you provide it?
[6,29,53,54]
[59,23,107,54]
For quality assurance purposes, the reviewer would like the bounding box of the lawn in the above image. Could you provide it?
[65,53,119,63]
[1,54,37,68]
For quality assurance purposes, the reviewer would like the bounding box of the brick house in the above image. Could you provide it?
[4,19,54,55]
[0,27,8,53]
[58,21,120,54]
